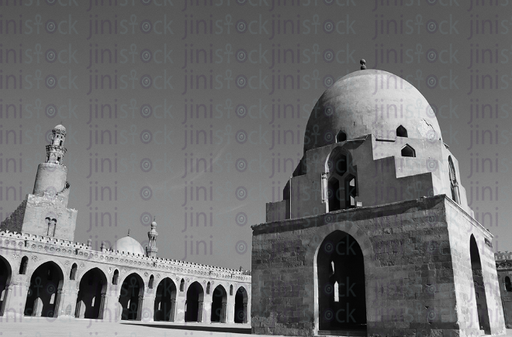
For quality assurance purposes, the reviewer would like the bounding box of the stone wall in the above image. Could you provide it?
[251,195,505,337]
[0,200,26,234]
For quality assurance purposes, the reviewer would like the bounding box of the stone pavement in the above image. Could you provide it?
[1,317,512,337]
[0,316,253,337]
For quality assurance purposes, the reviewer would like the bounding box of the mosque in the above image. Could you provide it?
[251,63,510,337]
[0,124,251,325]
[2,63,512,337]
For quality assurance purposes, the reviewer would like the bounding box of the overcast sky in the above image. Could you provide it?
[1,0,511,269]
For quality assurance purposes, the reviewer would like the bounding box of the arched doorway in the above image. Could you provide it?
[75,268,107,319]
[154,277,177,322]
[24,261,64,317]
[470,235,491,334]
[234,286,248,323]
[210,285,227,323]
[0,256,12,316]
[317,231,366,332]
[119,273,144,321]
[185,282,204,322]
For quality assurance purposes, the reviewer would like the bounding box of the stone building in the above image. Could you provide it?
[495,252,512,328]
[0,125,251,325]
[251,66,506,336]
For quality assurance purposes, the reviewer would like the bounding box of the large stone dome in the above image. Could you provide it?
[303,69,442,152]
[112,236,145,256]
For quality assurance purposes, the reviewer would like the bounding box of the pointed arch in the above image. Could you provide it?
[70,263,77,280]
[112,269,119,285]
[154,277,177,322]
[0,256,12,316]
[449,156,460,204]
[149,275,154,289]
[325,147,357,212]
[336,131,347,142]
[19,256,28,275]
[75,268,107,319]
[396,125,407,137]
[24,261,64,317]
[401,144,415,157]
[185,282,204,322]
[211,285,227,323]
[505,276,512,292]
[234,286,248,324]
[470,235,490,334]
[119,273,144,321]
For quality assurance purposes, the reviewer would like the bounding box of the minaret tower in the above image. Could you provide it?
[33,125,69,200]
[0,125,77,240]
[146,218,159,257]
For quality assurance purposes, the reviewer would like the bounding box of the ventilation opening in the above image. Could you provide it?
[396,125,408,137]
[336,131,347,142]
[401,145,415,157]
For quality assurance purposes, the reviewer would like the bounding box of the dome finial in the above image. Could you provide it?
[360,59,366,70]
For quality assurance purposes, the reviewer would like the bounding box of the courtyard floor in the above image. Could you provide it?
[1,317,512,337]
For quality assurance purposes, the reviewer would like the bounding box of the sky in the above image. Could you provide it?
[0,0,511,270]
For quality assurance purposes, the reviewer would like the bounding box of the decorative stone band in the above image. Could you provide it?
[46,144,67,154]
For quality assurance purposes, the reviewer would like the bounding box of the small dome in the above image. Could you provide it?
[113,236,145,256]
[303,69,442,152]
[53,124,66,134]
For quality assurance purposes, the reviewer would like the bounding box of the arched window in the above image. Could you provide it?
[336,131,346,142]
[112,269,119,285]
[505,276,512,292]
[180,279,185,292]
[448,156,460,204]
[326,149,357,212]
[19,256,28,275]
[396,125,408,137]
[401,145,415,157]
[149,275,154,289]
[70,263,77,280]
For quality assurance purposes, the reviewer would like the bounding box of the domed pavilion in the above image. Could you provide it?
[251,66,506,337]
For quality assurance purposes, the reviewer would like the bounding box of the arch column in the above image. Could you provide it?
[58,280,77,317]
[3,277,29,318]
[103,285,121,322]
[203,296,212,323]
[141,291,155,322]
[136,294,144,321]
[226,290,235,324]
[175,292,186,323]
[197,299,204,322]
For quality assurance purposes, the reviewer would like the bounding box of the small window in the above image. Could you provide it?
[396,125,408,137]
[19,256,28,275]
[180,279,185,292]
[506,276,512,292]
[206,282,211,295]
[401,145,416,157]
[149,275,154,289]
[230,285,233,296]
[70,263,77,280]
[336,131,347,142]
[112,269,119,285]
[345,175,357,208]
[334,281,339,302]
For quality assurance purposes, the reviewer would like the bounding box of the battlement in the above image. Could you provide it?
[496,251,512,261]
[0,230,251,280]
